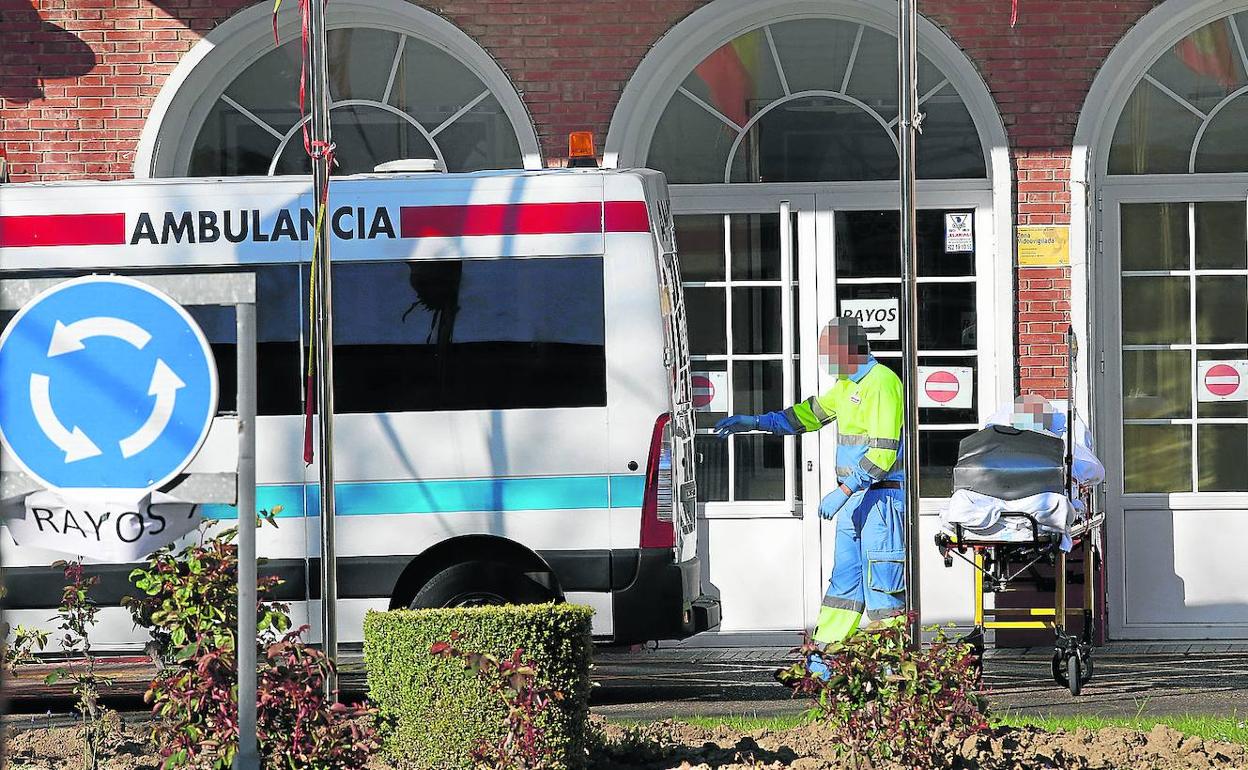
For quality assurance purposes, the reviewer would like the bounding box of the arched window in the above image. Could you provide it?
[135,0,539,177]
[645,18,987,184]
[1109,11,1248,174]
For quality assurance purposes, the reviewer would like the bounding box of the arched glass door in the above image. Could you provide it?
[614,6,1008,635]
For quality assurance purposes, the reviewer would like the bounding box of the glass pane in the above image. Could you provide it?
[733,434,786,500]
[681,27,785,128]
[646,92,737,184]
[1193,94,1248,172]
[843,26,898,124]
[684,287,726,355]
[919,209,976,276]
[919,283,977,350]
[916,86,987,179]
[1196,276,1247,344]
[189,100,282,176]
[693,361,728,430]
[836,210,899,279]
[675,215,725,282]
[1123,425,1192,493]
[729,213,781,281]
[731,287,782,354]
[1198,350,1248,418]
[391,36,490,130]
[919,429,973,498]
[771,18,862,95]
[1198,424,1248,491]
[729,95,898,183]
[432,95,523,171]
[1107,82,1203,175]
[1195,202,1247,269]
[1122,350,1191,419]
[695,434,728,502]
[732,360,784,416]
[1121,203,1188,271]
[838,283,900,353]
[222,41,302,123]
[1147,19,1247,114]
[1121,276,1190,345]
[274,104,436,175]
[327,28,401,102]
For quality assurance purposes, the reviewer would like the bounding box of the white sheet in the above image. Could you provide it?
[941,490,1079,550]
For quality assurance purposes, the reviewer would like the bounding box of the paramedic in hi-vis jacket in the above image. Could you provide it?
[715,315,906,651]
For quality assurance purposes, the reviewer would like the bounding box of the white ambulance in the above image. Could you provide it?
[0,168,718,647]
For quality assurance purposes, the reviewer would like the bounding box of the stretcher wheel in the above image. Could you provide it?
[1051,652,1067,687]
[1067,655,1083,696]
[1082,652,1094,683]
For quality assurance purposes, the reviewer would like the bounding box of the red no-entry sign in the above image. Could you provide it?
[917,366,974,409]
[1204,363,1240,397]
[1198,361,1248,402]
[690,371,727,412]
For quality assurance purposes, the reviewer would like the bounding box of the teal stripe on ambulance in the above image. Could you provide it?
[201,474,645,520]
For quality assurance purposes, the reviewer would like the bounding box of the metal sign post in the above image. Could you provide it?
[235,300,259,770]
[307,0,340,695]
[897,0,924,648]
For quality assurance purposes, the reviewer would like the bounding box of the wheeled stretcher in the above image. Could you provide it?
[934,328,1105,696]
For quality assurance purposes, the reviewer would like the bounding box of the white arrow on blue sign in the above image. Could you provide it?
[0,276,218,493]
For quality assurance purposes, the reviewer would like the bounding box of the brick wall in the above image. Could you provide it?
[0,0,1176,397]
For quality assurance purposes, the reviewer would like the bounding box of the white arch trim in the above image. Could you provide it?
[1070,0,1248,419]
[133,0,541,177]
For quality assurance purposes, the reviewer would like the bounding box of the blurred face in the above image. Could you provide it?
[818,320,868,378]
[1010,394,1057,432]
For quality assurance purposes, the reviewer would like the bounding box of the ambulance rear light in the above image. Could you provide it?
[372,158,445,173]
[568,132,598,168]
[640,412,676,549]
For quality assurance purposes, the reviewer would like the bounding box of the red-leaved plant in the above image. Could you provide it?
[132,512,379,769]
[147,626,380,770]
[431,632,563,770]
[776,618,989,769]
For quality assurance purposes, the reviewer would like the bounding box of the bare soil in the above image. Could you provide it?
[3,717,1246,769]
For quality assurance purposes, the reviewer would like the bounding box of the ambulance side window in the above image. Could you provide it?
[328,257,607,413]
[187,265,304,417]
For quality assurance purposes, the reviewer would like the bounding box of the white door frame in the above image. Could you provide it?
[1099,177,1248,639]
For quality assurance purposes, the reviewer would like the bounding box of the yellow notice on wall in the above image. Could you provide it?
[1017,225,1070,266]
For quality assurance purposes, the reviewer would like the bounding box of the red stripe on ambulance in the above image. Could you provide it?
[399,201,649,238]
[0,213,126,248]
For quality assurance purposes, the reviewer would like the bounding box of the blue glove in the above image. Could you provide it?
[714,414,758,437]
[818,486,851,520]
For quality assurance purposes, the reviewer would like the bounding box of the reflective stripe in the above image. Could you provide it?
[821,595,865,612]
[837,433,870,446]
[814,605,862,643]
[859,456,889,479]
[807,397,833,425]
[869,438,900,450]
[836,465,854,479]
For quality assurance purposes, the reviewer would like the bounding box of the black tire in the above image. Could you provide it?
[409,559,553,609]
[1068,654,1082,696]
[1082,652,1094,683]
[1052,652,1068,687]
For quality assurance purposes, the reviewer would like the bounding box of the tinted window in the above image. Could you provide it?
[184,265,304,416]
[327,258,606,412]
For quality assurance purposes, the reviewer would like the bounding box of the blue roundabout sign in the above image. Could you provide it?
[0,275,218,493]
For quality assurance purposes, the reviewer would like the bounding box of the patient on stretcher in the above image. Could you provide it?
[941,395,1104,549]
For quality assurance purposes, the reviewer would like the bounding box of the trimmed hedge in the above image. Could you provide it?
[363,603,594,769]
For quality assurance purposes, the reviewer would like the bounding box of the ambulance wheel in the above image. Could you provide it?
[1067,655,1083,696]
[409,559,553,609]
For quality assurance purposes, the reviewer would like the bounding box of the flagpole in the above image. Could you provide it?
[306,0,340,696]
[898,0,924,649]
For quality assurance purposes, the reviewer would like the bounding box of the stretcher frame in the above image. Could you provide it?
[934,327,1104,695]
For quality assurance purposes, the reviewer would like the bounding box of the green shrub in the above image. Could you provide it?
[364,604,594,770]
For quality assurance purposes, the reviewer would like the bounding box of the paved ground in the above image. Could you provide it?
[6,643,1248,724]
[588,644,1248,721]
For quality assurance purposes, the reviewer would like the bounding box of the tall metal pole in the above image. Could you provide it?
[897,0,924,648]
[307,0,339,695]
[234,302,259,770]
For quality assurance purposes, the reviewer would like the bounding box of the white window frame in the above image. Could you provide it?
[133,0,541,177]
